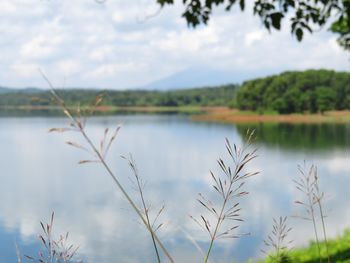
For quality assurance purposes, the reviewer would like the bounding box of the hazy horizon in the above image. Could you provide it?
[1,67,348,91]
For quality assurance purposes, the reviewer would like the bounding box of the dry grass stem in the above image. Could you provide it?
[40,70,174,263]
[24,212,81,263]
[123,154,166,263]
[313,167,331,263]
[262,216,293,262]
[294,162,330,263]
[15,241,22,263]
[191,129,259,263]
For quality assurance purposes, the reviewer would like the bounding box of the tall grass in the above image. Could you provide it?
[44,79,260,262]
[24,212,81,263]
[40,71,174,263]
[294,163,330,263]
[191,130,259,262]
[123,154,166,263]
[261,216,293,262]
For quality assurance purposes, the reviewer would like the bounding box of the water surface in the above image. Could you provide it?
[0,115,349,263]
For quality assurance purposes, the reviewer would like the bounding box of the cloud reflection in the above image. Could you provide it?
[0,115,349,262]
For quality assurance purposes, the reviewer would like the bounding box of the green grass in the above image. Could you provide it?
[290,229,350,263]
[260,229,350,263]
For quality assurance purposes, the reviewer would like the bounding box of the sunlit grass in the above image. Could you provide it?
[288,229,350,263]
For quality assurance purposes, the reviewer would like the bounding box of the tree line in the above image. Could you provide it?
[235,69,350,113]
[0,85,238,108]
[1,69,349,114]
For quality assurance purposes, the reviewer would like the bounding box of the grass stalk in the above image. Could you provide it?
[191,130,259,263]
[294,163,323,263]
[308,186,322,263]
[313,167,331,263]
[125,155,162,263]
[25,212,80,263]
[15,241,22,263]
[40,71,174,263]
[262,216,292,262]
[318,202,330,263]
[204,196,228,263]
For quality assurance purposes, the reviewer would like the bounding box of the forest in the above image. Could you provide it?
[235,69,350,113]
[1,69,350,114]
[0,84,238,108]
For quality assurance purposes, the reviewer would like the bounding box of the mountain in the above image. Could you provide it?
[142,67,278,90]
[0,87,13,94]
[0,87,42,94]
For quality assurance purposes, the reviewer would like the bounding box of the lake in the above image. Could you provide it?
[0,114,349,263]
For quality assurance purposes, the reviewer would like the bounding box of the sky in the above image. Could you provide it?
[0,0,349,90]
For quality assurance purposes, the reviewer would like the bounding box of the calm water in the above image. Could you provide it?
[0,115,349,263]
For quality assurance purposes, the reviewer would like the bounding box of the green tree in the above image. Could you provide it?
[236,70,350,114]
[316,87,336,113]
[157,0,350,51]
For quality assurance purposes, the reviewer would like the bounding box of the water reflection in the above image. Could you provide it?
[0,115,349,262]
[236,123,350,152]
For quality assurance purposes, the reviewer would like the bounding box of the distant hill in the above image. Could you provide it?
[0,87,13,94]
[20,87,43,93]
[142,67,276,90]
[0,87,42,94]
[0,85,238,108]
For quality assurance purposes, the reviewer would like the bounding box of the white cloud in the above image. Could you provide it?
[0,0,348,89]
[20,35,63,60]
[87,61,146,78]
[326,156,350,174]
[56,59,82,75]
[245,30,265,46]
[154,25,220,53]
[0,2,16,15]
[11,62,39,77]
[88,45,114,61]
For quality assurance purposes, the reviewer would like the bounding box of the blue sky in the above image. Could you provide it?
[0,0,349,89]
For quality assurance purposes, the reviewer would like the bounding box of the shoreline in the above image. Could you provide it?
[193,107,350,124]
[1,105,350,123]
[0,105,203,114]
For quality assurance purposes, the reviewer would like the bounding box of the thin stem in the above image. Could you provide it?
[132,160,162,263]
[318,201,330,263]
[40,71,174,263]
[81,128,173,262]
[203,138,256,263]
[276,226,281,260]
[204,199,227,263]
[314,167,330,263]
[307,190,322,263]
[204,239,214,263]
[15,241,22,263]
[48,223,53,263]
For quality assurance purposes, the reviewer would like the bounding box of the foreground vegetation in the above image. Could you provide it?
[288,229,350,263]
[260,229,350,263]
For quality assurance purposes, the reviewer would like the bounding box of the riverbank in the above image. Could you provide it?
[193,107,350,124]
[0,105,203,116]
[2,105,350,123]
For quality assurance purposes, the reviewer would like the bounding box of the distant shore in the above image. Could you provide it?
[193,107,350,124]
[0,105,203,114]
[1,105,350,123]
